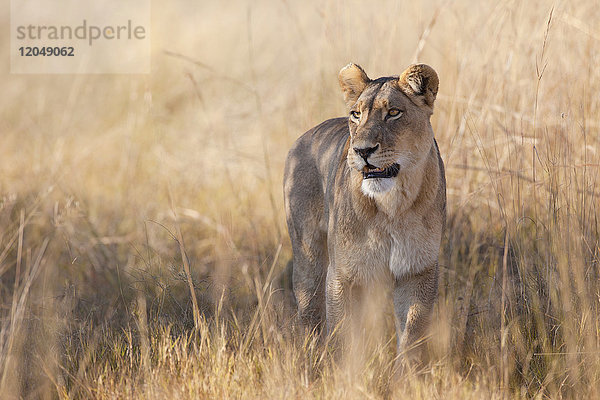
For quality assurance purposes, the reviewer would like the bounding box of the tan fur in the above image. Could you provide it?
[284,64,446,364]
[338,63,370,107]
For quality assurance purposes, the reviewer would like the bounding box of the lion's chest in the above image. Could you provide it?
[341,213,439,283]
[387,219,439,278]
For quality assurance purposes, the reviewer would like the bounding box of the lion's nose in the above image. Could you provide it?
[353,144,379,161]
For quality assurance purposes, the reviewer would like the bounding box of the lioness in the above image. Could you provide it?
[283,64,446,359]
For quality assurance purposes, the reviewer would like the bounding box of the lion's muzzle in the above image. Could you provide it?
[362,163,400,179]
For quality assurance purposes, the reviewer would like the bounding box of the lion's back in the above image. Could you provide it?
[283,118,348,249]
[283,117,348,205]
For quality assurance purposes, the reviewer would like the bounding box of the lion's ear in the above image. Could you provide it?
[338,63,370,107]
[398,64,439,110]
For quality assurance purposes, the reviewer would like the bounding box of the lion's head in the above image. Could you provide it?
[338,63,439,196]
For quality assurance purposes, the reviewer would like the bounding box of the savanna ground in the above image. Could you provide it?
[1,0,599,398]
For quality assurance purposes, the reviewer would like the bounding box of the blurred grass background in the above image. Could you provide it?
[1,0,599,398]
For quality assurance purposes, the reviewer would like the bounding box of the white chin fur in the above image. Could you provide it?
[361,178,395,197]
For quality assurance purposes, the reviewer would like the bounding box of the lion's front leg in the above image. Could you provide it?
[392,264,438,367]
[325,265,349,343]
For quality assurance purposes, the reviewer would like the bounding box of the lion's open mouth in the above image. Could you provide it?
[362,163,400,179]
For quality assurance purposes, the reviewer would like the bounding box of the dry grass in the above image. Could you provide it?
[1,0,600,398]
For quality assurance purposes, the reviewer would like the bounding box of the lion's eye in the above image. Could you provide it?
[350,111,361,122]
[387,108,402,118]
